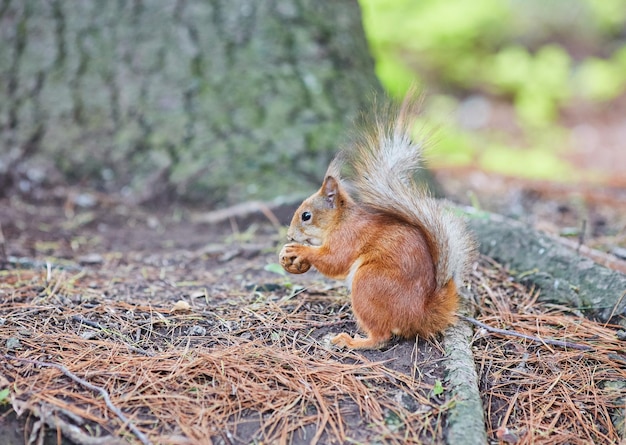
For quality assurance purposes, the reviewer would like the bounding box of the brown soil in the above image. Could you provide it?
[0,193,452,445]
[1,175,625,444]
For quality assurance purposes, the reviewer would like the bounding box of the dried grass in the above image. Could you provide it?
[2,252,625,444]
[1,267,444,445]
[471,257,626,445]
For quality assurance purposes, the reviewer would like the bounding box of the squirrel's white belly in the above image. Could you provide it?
[345,258,363,292]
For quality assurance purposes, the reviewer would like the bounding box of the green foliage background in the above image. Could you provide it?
[358,0,626,181]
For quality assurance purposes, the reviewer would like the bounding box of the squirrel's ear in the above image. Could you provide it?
[321,176,340,208]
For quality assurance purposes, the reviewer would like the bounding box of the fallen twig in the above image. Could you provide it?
[12,399,120,445]
[70,315,155,357]
[0,223,6,261]
[459,315,594,351]
[4,255,82,271]
[605,289,626,327]
[71,314,103,329]
[3,354,152,445]
[190,199,284,228]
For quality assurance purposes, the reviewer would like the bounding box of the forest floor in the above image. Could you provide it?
[1,165,625,444]
[1,92,626,444]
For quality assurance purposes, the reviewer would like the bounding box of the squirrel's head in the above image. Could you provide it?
[287,175,351,246]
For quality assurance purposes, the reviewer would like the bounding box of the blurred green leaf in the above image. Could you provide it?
[0,387,9,404]
[432,379,444,396]
[575,57,626,102]
[265,263,287,277]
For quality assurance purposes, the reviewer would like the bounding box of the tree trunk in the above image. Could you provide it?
[466,208,626,328]
[0,0,380,203]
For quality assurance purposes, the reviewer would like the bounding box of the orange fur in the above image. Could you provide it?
[280,178,459,349]
[279,94,475,349]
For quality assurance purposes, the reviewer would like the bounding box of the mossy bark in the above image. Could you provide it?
[466,208,626,328]
[443,299,488,445]
[0,0,381,203]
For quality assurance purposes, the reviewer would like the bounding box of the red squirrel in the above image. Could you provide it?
[279,95,476,349]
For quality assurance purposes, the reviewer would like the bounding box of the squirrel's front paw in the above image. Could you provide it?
[279,243,311,274]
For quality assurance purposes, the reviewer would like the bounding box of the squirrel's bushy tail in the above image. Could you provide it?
[331,93,476,290]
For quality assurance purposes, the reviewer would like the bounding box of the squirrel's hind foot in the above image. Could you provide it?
[331,332,388,350]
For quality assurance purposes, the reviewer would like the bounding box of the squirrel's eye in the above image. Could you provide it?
[301,211,312,222]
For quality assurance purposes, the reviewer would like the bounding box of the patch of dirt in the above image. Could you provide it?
[560,95,626,184]
[0,193,451,444]
[1,180,625,444]
[471,257,626,444]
